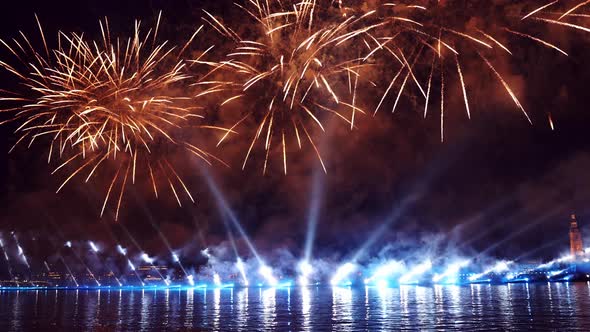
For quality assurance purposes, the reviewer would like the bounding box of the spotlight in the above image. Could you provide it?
[88,241,99,253]
[236,258,249,286]
[201,248,211,258]
[187,275,195,286]
[116,245,127,256]
[65,241,72,248]
[127,260,136,271]
[399,259,432,284]
[172,253,180,263]
[365,260,404,285]
[376,279,389,289]
[298,261,313,286]
[213,273,222,287]
[141,253,154,264]
[259,264,278,287]
[331,262,356,286]
[433,260,470,283]
[469,260,512,282]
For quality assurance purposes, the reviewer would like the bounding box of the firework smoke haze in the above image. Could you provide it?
[357,0,586,139]
[199,0,380,174]
[0,14,227,220]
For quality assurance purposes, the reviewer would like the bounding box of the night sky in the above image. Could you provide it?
[0,1,589,276]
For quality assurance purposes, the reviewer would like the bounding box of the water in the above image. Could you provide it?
[1,283,590,331]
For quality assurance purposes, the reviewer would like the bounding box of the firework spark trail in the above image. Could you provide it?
[360,1,584,136]
[0,14,228,220]
[199,0,380,174]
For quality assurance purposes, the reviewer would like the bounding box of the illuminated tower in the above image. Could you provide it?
[569,214,584,257]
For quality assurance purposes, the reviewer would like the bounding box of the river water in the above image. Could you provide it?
[1,283,590,331]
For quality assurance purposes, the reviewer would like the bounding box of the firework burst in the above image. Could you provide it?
[358,1,589,141]
[197,0,381,174]
[0,14,227,220]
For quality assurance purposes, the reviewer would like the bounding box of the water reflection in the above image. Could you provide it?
[261,288,276,330]
[236,288,248,331]
[184,290,193,329]
[301,287,311,331]
[332,286,353,329]
[1,284,590,331]
[213,288,221,330]
[139,290,150,331]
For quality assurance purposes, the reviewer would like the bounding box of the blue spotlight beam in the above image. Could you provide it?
[87,241,122,286]
[352,192,422,262]
[303,165,324,263]
[0,236,14,280]
[200,165,261,263]
[120,224,167,284]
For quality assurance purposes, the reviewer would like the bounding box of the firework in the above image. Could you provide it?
[0,14,227,220]
[361,1,587,141]
[198,0,380,174]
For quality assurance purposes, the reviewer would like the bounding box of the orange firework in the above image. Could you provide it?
[197,0,381,174]
[357,1,587,141]
[0,14,228,220]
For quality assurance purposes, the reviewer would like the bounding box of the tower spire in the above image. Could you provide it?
[569,213,584,257]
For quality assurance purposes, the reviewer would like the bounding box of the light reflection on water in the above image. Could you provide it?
[1,284,590,331]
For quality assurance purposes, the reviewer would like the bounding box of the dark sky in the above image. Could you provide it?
[0,1,589,275]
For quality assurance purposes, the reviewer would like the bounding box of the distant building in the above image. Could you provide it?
[137,265,168,283]
[569,214,584,256]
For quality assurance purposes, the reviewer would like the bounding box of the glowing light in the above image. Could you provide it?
[201,248,211,259]
[213,273,222,287]
[376,279,389,289]
[364,260,404,285]
[117,245,127,256]
[127,260,136,271]
[548,269,567,277]
[236,258,249,286]
[330,262,356,286]
[469,260,512,282]
[258,265,278,287]
[65,241,72,248]
[141,253,155,264]
[557,255,574,263]
[298,261,313,286]
[537,254,573,269]
[89,241,99,253]
[172,253,180,263]
[399,260,432,284]
[433,260,470,283]
[187,275,195,286]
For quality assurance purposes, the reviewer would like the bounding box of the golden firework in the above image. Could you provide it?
[197,0,381,174]
[0,14,228,220]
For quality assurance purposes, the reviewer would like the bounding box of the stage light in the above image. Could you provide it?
[116,245,127,256]
[399,259,432,284]
[331,262,356,286]
[259,265,278,287]
[141,253,154,264]
[88,241,99,253]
